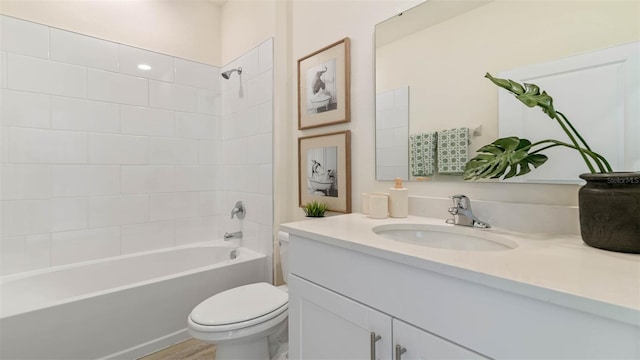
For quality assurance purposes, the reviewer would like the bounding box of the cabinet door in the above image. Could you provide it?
[289,274,393,360]
[393,319,488,360]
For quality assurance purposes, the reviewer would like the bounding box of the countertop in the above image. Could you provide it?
[280,213,640,325]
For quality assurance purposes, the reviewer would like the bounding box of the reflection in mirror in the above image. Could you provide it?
[375,0,640,183]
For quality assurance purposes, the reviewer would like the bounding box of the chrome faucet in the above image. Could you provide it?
[224,231,243,240]
[231,201,246,219]
[446,194,491,228]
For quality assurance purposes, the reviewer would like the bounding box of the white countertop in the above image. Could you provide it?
[280,213,640,323]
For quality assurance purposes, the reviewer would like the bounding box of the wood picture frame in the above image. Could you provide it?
[297,38,351,130]
[298,130,351,213]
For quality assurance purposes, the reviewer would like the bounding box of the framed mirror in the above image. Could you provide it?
[375,0,640,183]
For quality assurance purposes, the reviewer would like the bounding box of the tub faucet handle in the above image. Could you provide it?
[231,201,246,219]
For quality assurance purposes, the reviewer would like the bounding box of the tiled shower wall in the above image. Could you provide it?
[0,15,274,276]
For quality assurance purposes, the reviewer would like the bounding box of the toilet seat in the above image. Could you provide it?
[189,282,288,332]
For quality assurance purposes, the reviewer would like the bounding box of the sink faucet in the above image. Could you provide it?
[231,201,246,219]
[446,194,491,228]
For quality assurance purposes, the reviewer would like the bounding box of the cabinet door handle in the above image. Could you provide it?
[395,344,407,360]
[370,332,382,360]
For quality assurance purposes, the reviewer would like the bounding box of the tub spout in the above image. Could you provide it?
[224,231,243,240]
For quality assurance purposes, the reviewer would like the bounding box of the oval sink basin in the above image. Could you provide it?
[372,224,517,251]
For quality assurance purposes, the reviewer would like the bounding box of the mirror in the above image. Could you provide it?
[375,0,640,183]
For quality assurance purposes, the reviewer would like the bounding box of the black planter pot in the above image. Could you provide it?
[578,172,640,253]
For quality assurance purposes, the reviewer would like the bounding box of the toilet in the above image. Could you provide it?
[187,232,290,360]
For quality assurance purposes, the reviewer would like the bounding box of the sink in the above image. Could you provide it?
[372,224,517,251]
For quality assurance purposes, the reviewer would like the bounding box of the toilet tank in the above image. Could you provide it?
[277,231,289,284]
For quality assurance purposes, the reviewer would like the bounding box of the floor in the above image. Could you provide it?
[139,339,216,360]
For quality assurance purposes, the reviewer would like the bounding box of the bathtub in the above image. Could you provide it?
[0,242,267,359]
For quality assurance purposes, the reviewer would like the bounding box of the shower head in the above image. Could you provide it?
[221,67,242,79]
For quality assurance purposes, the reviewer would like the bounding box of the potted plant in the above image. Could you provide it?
[464,73,639,253]
[303,200,328,218]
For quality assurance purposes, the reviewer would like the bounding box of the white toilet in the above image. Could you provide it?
[187,232,290,360]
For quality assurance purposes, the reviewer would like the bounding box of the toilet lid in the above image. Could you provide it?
[190,282,288,326]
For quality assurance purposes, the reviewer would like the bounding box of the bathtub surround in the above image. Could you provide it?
[0,16,274,277]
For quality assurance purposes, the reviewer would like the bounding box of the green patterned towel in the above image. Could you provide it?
[437,127,469,175]
[410,132,436,176]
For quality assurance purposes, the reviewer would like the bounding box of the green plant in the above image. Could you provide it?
[303,200,328,217]
[463,73,612,181]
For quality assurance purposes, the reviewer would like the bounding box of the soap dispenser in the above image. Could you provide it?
[389,177,408,218]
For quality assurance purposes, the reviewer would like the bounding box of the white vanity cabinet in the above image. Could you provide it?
[285,230,640,359]
[289,274,486,360]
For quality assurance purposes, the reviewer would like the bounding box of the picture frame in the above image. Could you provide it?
[298,130,351,213]
[297,38,351,130]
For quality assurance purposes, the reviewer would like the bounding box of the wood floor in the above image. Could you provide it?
[139,339,216,360]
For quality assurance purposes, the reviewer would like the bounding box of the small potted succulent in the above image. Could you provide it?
[303,200,328,218]
[464,73,639,253]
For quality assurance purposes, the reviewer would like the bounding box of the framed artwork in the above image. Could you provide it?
[298,130,351,213]
[297,38,351,130]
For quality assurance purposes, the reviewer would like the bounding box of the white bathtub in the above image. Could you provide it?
[0,242,267,359]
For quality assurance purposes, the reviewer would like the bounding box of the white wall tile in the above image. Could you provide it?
[1,89,50,128]
[121,165,176,194]
[121,220,175,254]
[223,138,247,165]
[174,58,219,91]
[196,89,218,115]
[1,164,50,200]
[175,216,218,245]
[198,191,221,216]
[88,69,148,106]
[1,126,8,162]
[1,52,7,89]
[1,199,51,236]
[150,192,198,221]
[51,165,120,197]
[246,133,272,165]
[89,133,148,164]
[119,45,174,82]
[7,53,87,97]
[0,234,50,275]
[51,96,119,133]
[257,101,273,134]
[259,223,274,257]
[149,80,197,112]
[89,195,149,227]
[120,105,174,137]
[51,226,120,266]
[8,128,87,164]
[51,197,88,232]
[1,16,49,59]
[259,39,274,74]
[175,112,216,139]
[198,140,221,165]
[50,28,119,72]
[248,69,272,106]
[258,164,273,195]
[148,137,197,165]
[222,166,249,193]
[175,166,217,191]
[234,105,261,138]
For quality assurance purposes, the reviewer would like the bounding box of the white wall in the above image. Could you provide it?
[0,15,225,274]
[0,0,222,65]
[219,38,275,281]
[288,0,594,223]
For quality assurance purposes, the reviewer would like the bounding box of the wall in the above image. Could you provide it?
[0,15,224,275]
[0,0,222,65]
[219,38,275,280]
[287,0,612,223]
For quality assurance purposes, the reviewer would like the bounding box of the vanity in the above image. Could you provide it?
[280,214,640,359]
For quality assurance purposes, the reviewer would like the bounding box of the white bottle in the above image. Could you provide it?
[389,178,408,218]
